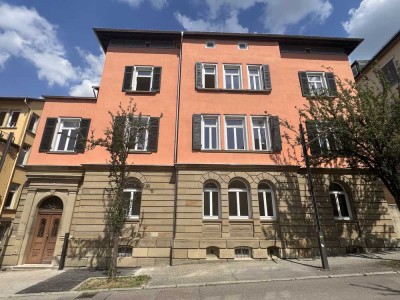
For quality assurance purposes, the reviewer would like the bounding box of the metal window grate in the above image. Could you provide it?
[118,246,133,257]
[234,247,251,259]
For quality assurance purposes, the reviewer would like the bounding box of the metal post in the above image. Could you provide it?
[58,232,70,270]
[299,123,330,270]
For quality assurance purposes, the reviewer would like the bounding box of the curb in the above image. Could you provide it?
[5,270,400,298]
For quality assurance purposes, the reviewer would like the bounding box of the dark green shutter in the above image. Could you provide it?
[122,66,134,91]
[39,118,58,152]
[147,117,160,152]
[195,62,203,89]
[262,64,272,91]
[112,116,126,151]
[151,67,162,92]
[305,121,320,155]
[192,114,202,150]
[299,71,311,97]
[269,116,282,152]
[325,72,337,96]
[75,118,91,153]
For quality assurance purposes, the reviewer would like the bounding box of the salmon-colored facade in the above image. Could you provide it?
[2,29,398,268]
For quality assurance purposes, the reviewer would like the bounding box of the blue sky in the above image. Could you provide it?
[0,0,399,98]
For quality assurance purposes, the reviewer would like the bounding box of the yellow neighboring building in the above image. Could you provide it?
[0,97,44,262]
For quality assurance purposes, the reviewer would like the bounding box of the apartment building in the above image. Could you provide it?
[2,29,398,267]
[0,97,43,263]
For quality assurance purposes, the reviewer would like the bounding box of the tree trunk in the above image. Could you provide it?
[108,231,119,280]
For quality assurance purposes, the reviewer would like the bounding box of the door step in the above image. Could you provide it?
[10,264,58,271]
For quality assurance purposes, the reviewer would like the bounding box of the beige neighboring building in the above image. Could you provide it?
[0,97,44,263]
[352,30,400,234]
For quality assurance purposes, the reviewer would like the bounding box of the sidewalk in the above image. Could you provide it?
[1,251,400,298]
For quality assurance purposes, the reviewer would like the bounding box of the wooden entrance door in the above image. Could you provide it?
[27,212,61,264]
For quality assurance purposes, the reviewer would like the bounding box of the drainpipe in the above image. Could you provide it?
[170,31,184,266]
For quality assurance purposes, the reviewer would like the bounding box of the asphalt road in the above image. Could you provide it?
[20,273,400,300]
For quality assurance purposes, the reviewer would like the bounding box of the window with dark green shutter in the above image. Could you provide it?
[299,71,337,97]
[192,114,202,150]
[122,66,162,92]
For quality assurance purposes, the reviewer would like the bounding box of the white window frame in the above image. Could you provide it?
[52,118,81,152]
[4,184,19,209]
[258,185,277,220]
[0,111,7,127]
[202,64,218,89]
[124,188,141,219]
[224,116,247,150]
[201,115,220,150]
[329,184,352,221]
[203,183,220,219]
[228,182,251,219]
[7,111,20,128]
[133,66,154,91]
[306,72,327,96]
[27,113,39,133]
[128,116,150,151]
[16,144,31,166]
[238,42,248,50]
[205,41,216,48]
[247,65,262,90]
[223,65,242,90]
[251,116,271,151]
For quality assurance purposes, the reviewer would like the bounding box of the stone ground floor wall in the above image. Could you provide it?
[1,166,399,268]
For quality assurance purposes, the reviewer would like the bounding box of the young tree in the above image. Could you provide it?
[285,67,400,208]
[86,100,154,280]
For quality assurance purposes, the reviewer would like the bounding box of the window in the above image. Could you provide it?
[7,111,20,127]
[27,114,39,133]
[0,111,7,127]
[299,71,337,97]
[53,118,80,152]
[258,183,276,219]
[225,117,247,150]
[128,116,150,151]
[203,182,220,219]
[382,58,399,86]
[351,65,359,77]
[203,64,218,89]
[224,65,242,89]
[251,117,271,150]
[123,188,142,218]
[329,183,352,220]
[16,144,31,166]
[238,42,248,50]
[306,121,343,156]
[5,183,19,208]
[39,118,91,153]
[235,247,251,259]
[205,41,216,48]
[228,180,250,219]
[122,66,162,92]
[201,116,219,150]
[248,66,262,90]
[118,246,133,257]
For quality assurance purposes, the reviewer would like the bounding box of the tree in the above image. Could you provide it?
[86,100,154,280]
[284,66,400,209]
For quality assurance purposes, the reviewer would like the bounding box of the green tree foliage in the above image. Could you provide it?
[291,67,400,208]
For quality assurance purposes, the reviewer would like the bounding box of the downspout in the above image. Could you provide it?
[170,31,183,266]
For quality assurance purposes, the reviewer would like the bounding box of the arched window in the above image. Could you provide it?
[258,182,276,219]
[329,182,352,220]
[123,181,142,219]
[228,180,250,219]
[203,182,220,219]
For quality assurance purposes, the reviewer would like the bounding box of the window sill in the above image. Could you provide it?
[0,126,17,130]
[126,217,139,222]
[26,130,37,135]
[203,218,221,222]
[127,150,152,154]
[229,218,253,222]
[334,218,353,222]
[124,90,158,95]
[46,151,79,155]
[196,88,271,94]
[199,149,276,154]
[260,217,277,222]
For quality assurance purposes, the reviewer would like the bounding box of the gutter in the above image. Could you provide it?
[170,31,183,266]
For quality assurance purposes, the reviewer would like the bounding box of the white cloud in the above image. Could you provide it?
[343,0,400,60]
[175,0,333,33]
[174,12,248,33]
[0,2,76,86]
[69,48,105,97]
[118,0,168,10]
[0,2,105,96]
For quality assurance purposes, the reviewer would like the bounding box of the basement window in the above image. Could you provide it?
[205,41,216,48]
[234,247,251,259]
[118,246,133,257]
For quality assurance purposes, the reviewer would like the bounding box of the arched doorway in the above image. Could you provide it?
[26,196,63,264]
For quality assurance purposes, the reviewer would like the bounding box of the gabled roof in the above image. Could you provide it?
[93,28,362,55]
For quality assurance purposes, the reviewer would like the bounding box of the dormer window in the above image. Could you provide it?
[205,41,216,48]
[238,42,248,50]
